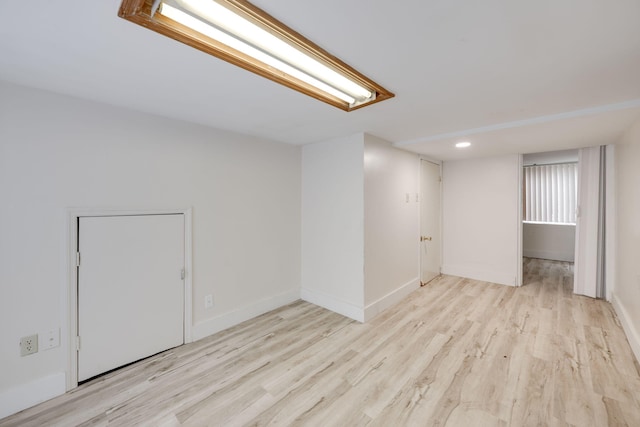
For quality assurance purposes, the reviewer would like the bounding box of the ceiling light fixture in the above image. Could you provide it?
[455,141,471,148]
[118,0,394,111]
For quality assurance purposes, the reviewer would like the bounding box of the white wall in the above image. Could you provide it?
[301,134,365,320]
[0,81,301,417]
[442,155,520,286]
[301,133,421,322]
[612,119,640,363]
[523,223,575,262]
[363,135,420,320]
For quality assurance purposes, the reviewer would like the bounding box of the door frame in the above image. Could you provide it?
[65,207,193,390]
[419,157,443,285]
[516,154,523,287]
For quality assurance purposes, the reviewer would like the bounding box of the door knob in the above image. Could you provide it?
[421,236,432,242]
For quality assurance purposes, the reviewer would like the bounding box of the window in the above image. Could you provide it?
[523,163,577,224]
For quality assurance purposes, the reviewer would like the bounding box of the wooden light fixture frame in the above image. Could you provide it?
[118,0,394,111]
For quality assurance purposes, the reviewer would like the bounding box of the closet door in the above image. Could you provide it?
[421,159,441,285]
[574,147,601,298]
[78,214,184,381]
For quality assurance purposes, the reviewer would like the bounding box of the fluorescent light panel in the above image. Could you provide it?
[159,3,358,104]
[118,0,394,111]
[163,0,372,102]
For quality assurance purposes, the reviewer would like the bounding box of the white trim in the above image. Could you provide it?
[183,210,193,342]
[438,162,443,276]
[65,207,193,391]
[516,154,523,287]
[192,289,300,340]
[66,212,78,391]
[418,155,442,165]
[441,265,516,287]
[522,250,575,263]
[363,278,419,322]
[0,373,66,419]
[522,221,576,226]
[611,293,640,365]
[300,288,364,322]
[395,99,640,147]
[604,145,616,301]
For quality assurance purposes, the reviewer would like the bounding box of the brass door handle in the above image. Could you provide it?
[421,236,432,242]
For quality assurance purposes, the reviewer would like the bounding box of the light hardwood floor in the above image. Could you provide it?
[3,258,640,426]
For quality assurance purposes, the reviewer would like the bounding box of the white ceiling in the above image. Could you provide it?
[1,0,639,160]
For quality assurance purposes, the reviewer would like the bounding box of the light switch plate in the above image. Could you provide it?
[41,329,60,350]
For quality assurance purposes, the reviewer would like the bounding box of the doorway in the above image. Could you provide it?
[420,159,441,286]
[521,146,614,298]
[521,150,578,287]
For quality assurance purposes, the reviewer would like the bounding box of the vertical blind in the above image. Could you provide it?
[524,163,577,224]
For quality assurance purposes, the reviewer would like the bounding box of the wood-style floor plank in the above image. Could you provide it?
[2,257,640,426]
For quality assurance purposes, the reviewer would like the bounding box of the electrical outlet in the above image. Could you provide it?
[20,334,38,356]
[205,294,214,309]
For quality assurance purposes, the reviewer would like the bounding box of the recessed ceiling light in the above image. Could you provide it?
[118,0,394,111]
[455,141,471,148]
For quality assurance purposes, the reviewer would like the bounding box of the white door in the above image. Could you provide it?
[78,214,185,381]
[420,160,441,285]
[573,146,603,298]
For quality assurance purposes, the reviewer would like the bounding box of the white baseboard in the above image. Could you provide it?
[363,277,419,322]
[611,293,640,364]
[192,289,300,341]
[300,288,364,322]
[0,372,66,419]
[523,250,575,262]
[441,264,516,286]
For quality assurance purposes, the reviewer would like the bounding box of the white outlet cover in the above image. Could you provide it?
[20,334,38,356]
[40,329,60,350]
